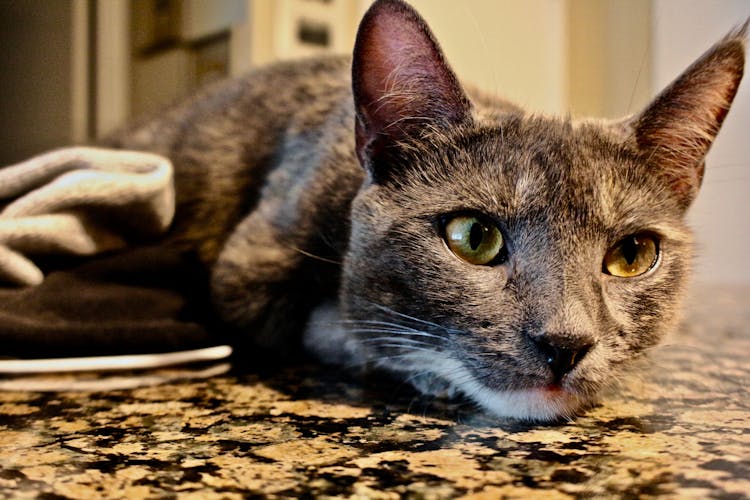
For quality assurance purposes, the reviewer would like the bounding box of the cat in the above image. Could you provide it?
[107,0,746,421]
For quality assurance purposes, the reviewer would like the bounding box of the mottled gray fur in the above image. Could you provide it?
[108,0,746,420]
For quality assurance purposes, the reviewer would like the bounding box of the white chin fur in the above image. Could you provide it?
[455,377,587,421]
[399,355,588,422]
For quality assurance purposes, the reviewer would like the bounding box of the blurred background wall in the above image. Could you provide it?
[0,1,73,163]
[0,0,748,285]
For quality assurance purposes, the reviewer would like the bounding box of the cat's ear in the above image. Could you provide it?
[628,21,746,208]
[352,0,472,180]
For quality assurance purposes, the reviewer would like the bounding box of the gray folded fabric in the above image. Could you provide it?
[0,147,175,286]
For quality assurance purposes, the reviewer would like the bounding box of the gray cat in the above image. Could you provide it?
[108,0,746,421]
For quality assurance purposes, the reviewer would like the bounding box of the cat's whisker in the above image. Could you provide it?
[339,322,421,333]
[473,350,502,358]
[370,343,443,357]
[346,328,445,341]
[627,42,650,115]
[344,327,421,335]
[287,245,342,265]
[367,353,444,374]
[368,343,439,354]
[359,337,434,348]
[372,352,426,363]
[311,318,423,334]
[367,301,461,334]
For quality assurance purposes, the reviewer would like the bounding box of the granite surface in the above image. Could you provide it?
[0,285,748,499]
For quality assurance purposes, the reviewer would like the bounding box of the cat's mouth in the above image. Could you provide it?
[524,371,595,402]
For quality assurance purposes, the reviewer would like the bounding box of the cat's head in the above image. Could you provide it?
[341,0,746,421]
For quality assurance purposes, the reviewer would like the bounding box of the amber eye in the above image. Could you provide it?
[603,234,659,277]
[444,215,504,265]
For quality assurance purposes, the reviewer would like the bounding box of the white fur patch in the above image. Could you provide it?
[303,301,364,366]
[389,353,586,421]
[513,169,544,208]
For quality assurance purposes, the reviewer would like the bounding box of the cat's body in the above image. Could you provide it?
[108,0,745,420]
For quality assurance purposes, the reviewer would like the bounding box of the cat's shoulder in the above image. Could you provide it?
[234,54,353,95]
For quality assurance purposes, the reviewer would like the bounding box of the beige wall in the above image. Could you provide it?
[0,0,73,164]
[397,0,568,114]
[568,0,651,118]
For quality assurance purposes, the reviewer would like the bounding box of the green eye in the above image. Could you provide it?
[603,234,659,277]
[444,215,504,265]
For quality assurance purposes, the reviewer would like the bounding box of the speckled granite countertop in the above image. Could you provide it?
[0,285,748,499]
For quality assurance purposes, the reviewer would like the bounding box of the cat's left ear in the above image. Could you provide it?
[352,0,472,181]
[627,21,746,208]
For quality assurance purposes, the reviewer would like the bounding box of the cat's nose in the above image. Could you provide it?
[532,335,593,382]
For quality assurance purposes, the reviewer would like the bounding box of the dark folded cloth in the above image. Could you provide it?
[0,246,222,358]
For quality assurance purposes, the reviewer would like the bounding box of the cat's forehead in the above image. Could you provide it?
[403,116,679,231]
[489,119,666,225]
[476,115,627,179]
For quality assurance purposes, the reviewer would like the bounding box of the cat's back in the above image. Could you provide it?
[109,55,353,158]
[107,55,355,261]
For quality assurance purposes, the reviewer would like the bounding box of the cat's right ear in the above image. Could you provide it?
[352,0,472,182]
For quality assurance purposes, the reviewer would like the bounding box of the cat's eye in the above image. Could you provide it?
[444,215,504,265]
[603,233,659,278]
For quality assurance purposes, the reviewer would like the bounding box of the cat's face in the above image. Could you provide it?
[342,117,692,420]
[342,0,745,420]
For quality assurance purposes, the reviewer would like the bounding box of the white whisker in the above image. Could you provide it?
[369,344,440,354]
[360,336,433,346]
[333,319,422,332]
[346,328,445,341]
[370,302,460,333]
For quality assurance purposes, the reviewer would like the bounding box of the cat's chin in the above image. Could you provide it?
[470,385,589,422]
[410,356,591,422]
[383,356,590,422]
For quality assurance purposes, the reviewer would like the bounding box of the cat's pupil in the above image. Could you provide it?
[469,223,484,250]
[622,237,638,265]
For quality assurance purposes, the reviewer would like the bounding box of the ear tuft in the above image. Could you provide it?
[352,0,472,180]
[632,20,746,207]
